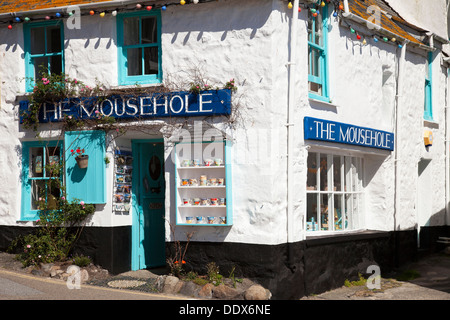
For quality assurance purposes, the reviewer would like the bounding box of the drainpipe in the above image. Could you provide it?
[343,0,350,15]
[286,0,299,271]
[445,66,450,227]
[393,40,407,265]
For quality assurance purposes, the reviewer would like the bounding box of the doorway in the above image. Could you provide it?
[131,140,166,270]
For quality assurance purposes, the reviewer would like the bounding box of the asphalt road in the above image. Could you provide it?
[0,267,186,300]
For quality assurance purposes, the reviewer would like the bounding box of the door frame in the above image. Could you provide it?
[131,138,165,271]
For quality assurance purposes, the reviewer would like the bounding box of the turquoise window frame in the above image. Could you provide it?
[117,10,162,86]
[424,51,433,121]
[308,4,330,102]
[20,140,63,221]
[23,20,65,92]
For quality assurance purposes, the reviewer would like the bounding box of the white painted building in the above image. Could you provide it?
[0,0,448,299]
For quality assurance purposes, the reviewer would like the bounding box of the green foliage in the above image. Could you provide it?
[395,269,420,281]
[228,266,243,288]
[206,262,223,286]
[9,155,95,267]
[72,254,92,267]
[224,78,238,93]
[344,273,367,287]
[21,71,105,134]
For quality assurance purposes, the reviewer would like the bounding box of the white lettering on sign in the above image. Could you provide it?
[305,117,394,151]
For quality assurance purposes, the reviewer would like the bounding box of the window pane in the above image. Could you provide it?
[46,26,61,53]
[45,146,61,177]
[306,193,318,231]
[47,180,60,210]
[142,17,157,44]
[345,193,352,229]
[307,152,318,190]
[30,27,45,54]
[344,157,351,192]
[31,180,45,210]
[319,153,327,191]
[309,48,321,77]
[127,48,142,76]
[333,194,343,230]
[320,193,329,230]
[314,13,323,46]
[33,57,48,79]
[352,194,360,229]
[49,55,62,75]
[144,47,158,75]
[309,82,322,95]
[123,17,140,46]
[333,156,342,191]
[352,158,362,192]
[29,147,44,178]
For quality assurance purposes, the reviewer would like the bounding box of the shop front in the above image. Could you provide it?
[17,87,233,274]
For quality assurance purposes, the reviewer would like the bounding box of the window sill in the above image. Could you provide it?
[111,82,164,91]
[305,229,390,246]
[308,97,339,109]
[423,119,439,129]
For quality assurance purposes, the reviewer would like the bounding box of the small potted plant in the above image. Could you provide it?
[71,147,88,169]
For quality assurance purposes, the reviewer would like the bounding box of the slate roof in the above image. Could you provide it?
[347,0,423,45]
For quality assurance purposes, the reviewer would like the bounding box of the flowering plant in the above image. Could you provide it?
[71,147,86,158]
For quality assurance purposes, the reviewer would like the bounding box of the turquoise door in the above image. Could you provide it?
[133,141,166,269]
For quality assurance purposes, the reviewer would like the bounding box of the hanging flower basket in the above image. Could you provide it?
[71,148,88,169]
[76,154,89,169]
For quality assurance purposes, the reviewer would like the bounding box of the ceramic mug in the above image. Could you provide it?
[204,159,213,167]
[186,216,194,224]
[196,216,204,224]
[192,159,201,167]
[183,198,191,205]
[200,198,209,206]
[210,198,218,205]
[214,158,223,166]
[218,198,226,206]
[207,216,215,224]
[199,175,207,186]
[189,178,198,186]
[181,179,189,186]
[209,178,217,186]
[181,159,191,167]
[217,178,225,186]
[219,217,226,224]
[193,198,201,206]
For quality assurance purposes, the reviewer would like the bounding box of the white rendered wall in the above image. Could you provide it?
[0,0,447,245]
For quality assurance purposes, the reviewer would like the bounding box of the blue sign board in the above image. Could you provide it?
[19,89,232,123]
[304,117,394,151]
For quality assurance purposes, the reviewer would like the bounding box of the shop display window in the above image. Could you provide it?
[174,140,232,226]
[306,152,363,231]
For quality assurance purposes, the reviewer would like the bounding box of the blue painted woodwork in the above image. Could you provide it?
[64,130,106,204]
[20,140,63,221]
[304,117,394,151]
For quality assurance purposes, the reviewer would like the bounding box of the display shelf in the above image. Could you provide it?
[113,149,133,214]
[174,140,232,226]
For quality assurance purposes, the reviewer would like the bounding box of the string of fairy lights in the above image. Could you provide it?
[288,0,410,49]
[2,0,414,49]
[1,0,215,28]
